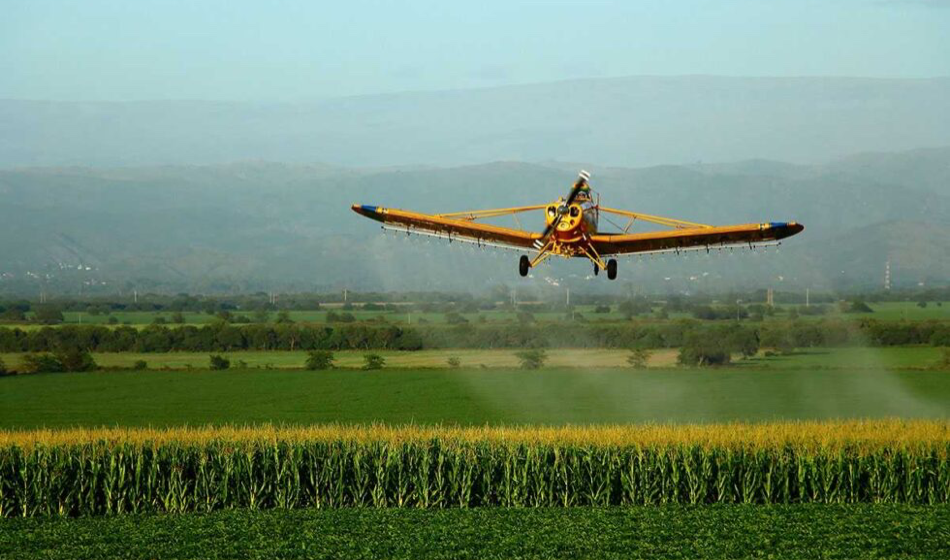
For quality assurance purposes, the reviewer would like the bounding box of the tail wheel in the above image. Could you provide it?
[519,255,530,277]
[607,259,618,280]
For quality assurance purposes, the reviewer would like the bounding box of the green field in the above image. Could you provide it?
[2,506,947,560]
[2,362,947,429]
[1,346,944,371]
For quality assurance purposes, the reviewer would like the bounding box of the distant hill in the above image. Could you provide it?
[0,147,947,294]
[2,76,950,168]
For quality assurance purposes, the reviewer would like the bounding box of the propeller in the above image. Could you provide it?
[535,170,591,248]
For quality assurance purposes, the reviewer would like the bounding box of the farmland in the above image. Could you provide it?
[2,298,948,558]
[1,345,945,371]
[1,361,948,429]
[2,422,948,518]
[3,505,948,560]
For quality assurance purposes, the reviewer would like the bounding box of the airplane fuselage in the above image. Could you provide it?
[544,197,598,243]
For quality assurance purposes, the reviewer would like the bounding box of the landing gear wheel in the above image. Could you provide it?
[519,255,530,277]
[606,259,618,280]
[593,263,599,276]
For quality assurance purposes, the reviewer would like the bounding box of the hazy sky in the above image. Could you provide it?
[2,0,949,101]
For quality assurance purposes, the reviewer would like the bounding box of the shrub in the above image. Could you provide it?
[0,357,7,376]
[253,309,270,323]
[445,312,468,325]
[133,360,148,371]
[515,349,547,370]
[677,333,731,367]
[725,326,760,359]
[940,348,950,369]
[326,311,356,323]
[107,316,119,325]
[594,305,611,314]
[917,301,928,309]
[33,306,65,324]
[22,353,65,373]
[447,356,461,368]
[209,355,230,370]
[618,299,651,319]
[845,300,874,313]
[0,308,26,321]
[171,312,186,324]
[362,354,385,370]
[305,350,335,370]
[626,347,651,368]
[56,349,97,372]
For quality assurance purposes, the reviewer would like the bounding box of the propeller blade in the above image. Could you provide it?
[537,170,591,245]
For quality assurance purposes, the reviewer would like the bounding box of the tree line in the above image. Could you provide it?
[0,319,947,354]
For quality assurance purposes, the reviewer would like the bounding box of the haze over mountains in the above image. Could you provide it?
[1,147,947,295]
[1,75,948,295]
[3,76,950,169]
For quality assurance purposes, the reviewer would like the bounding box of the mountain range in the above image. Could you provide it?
[1,147,947,295]
[2,76,950,169]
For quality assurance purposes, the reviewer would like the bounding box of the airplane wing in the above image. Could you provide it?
[351,204,544,250]
[591,222,804,256]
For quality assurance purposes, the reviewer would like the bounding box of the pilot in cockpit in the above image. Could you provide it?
[575,183,594,210]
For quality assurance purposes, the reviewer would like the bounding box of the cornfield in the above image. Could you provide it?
[1,421,948,517]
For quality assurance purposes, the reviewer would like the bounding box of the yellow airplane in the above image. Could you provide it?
[352,170,803,279]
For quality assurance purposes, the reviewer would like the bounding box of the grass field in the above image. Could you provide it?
[1,346,944,371]
[2,506,947,559]
[2,363,947,429]
[0,348,684,370]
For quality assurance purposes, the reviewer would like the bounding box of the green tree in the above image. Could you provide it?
[253,309,270,323]
[626,347,651,369]
[305,350,335,370]
[0,357,7,376]
[845,300,873,313]
[515,349,547,370]
[447,356,461,368]
[726,327,760,359]
[517,311,535,325]
[56,349,97,372]
[33,306,65,324]
[445,312,468,324]
[171,311,186,324]
[362,353,385,370]
[209,355,230,370]
[21,353,65,373]
[133,360,148,370]
[940,348,950,369]
[276,310,294,324]
[0,308,27,321]
[677,332,731,367]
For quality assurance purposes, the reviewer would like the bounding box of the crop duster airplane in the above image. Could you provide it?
[352,171,803,279]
